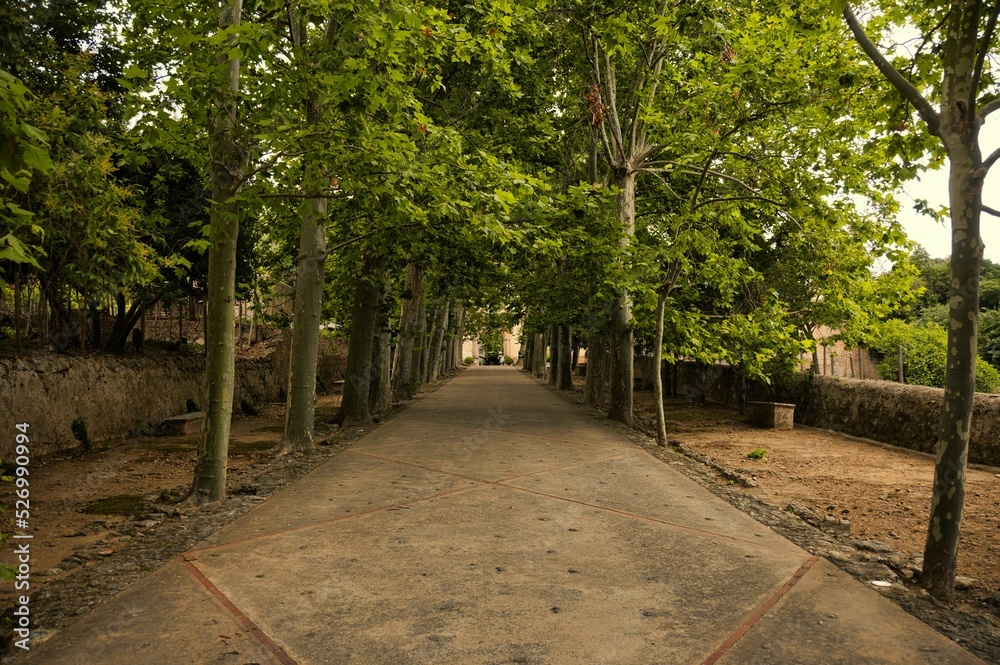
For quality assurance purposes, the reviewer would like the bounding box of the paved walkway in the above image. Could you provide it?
[23,368,983,664]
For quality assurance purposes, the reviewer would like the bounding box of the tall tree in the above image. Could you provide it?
[190,0,248,502]
[841,0,1000,603]
[579,0,679,424]
[279,6,332,453]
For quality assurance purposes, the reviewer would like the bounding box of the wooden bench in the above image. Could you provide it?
[747,401,795,430]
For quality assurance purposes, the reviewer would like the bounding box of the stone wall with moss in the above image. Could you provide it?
[0,337,347,459]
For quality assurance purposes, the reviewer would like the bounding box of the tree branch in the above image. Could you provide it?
[977,98,1000,123]
[692,195,788,212]
[984,145,1000,172]
[972,0,1000,104]
[984,205,1000,218]
[843,4,941,136]
[259,191,350,199]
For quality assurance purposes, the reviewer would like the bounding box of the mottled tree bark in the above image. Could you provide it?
[922,146,983,602]
[533,332,545,378]
[558,324,572,390]
[391,263,424,401]
[653,292,667,445]
[607,170,636,425]
[339,255,386,426]
[191,0,247,503]
[844,3,991,603]
[280,131,327,452]
[370,329,392,414]
[414,299,428,387]
[427,299,450,382]
[548,325,558,386]
[449,302,464,372]
[524,332,534,373]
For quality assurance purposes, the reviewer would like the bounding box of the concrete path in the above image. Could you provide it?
[22,368,984,664]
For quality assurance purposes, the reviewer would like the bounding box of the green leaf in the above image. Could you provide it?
[21,144,52,174]
[19,121,47,143]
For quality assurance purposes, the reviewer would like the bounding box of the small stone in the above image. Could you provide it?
[819,516,851,535]
[786,502,815,519]
[853,539,893,553]
[955,576,980,590]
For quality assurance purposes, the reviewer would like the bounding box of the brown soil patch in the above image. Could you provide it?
[633,393,1000,604]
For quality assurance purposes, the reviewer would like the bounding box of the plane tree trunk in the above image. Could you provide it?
[280,138,328,452]
[607,170,636,424]
[548,324,559,386]
[558,324,572,390]
[653,291,667,445]
[190,0,247,503]
[533,332,545,378]
[843,3,989,604]
[427,299,450,382]
[391,263,424,401]
[339,255,387,426]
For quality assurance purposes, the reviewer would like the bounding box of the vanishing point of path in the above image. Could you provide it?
[22,367,984,664]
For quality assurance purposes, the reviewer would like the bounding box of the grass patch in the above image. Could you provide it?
[747,448,768,460]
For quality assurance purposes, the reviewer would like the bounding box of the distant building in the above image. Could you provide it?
[462,324,522,365]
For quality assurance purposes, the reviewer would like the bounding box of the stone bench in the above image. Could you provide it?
[747,401,795,430]
[160,412,204,435]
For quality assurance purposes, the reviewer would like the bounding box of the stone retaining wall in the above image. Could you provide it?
[660,360,1000,467]
[0,337,347,459]
[794,375,1000,468]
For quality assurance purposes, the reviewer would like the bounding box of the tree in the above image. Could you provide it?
[842,1,1000,602]
[577,0,680,424]
[189,0,248,503]
[0,69,50,274]
[279,5,334,453]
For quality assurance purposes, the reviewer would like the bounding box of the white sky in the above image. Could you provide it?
[894,115,1000,265]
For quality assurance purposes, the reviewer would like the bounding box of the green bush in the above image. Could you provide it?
[464,356,474,365]
[503,356,514,365]
[869,319,1000,393]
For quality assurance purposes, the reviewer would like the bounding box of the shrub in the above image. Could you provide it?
[464,356,474,365]
[503,356,514,365]
[869,319,1000,393]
